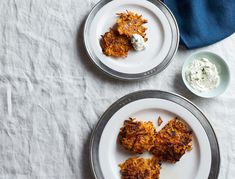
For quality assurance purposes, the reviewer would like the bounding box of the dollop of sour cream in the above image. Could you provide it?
[186,58,220,92]
[130,34,146,51]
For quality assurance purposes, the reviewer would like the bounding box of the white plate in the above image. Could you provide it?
[90,90,220,179]
[84,0,179,80]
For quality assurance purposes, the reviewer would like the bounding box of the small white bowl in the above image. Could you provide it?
[182,51,230,98]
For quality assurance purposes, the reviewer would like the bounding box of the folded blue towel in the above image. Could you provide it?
[164,0,235,49]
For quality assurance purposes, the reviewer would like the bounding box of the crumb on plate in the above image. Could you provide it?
[157,116,163,126]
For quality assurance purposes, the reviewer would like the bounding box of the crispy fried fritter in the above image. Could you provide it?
[150,117,193,163]
[118,118,156,154]
[101,28,132,57]
[116,11,148,41]
[119,157,161,179]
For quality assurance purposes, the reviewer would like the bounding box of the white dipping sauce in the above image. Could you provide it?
[130,34,146,51]
[186,58,220,92]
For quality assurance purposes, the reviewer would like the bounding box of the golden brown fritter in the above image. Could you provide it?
[150,117,193,163]
[118,118,156,154]
[119,157,161,179]
[101,28,132,57]
[116,11,148,41]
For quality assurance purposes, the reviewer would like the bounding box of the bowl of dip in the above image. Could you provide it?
[182,51,230,98]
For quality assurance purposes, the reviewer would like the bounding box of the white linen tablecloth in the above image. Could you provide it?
[0,0,234,178]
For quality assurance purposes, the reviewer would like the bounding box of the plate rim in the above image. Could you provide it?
[83,0,179,80]
[89,90,220,179]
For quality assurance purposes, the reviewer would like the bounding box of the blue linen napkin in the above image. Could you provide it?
[164,0,235,49]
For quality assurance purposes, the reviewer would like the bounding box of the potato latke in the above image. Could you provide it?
[101,28,132,57]
[116,11,148,41]
[118,117,156,154]
[119,157,161,179]
[150,117,193,163]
